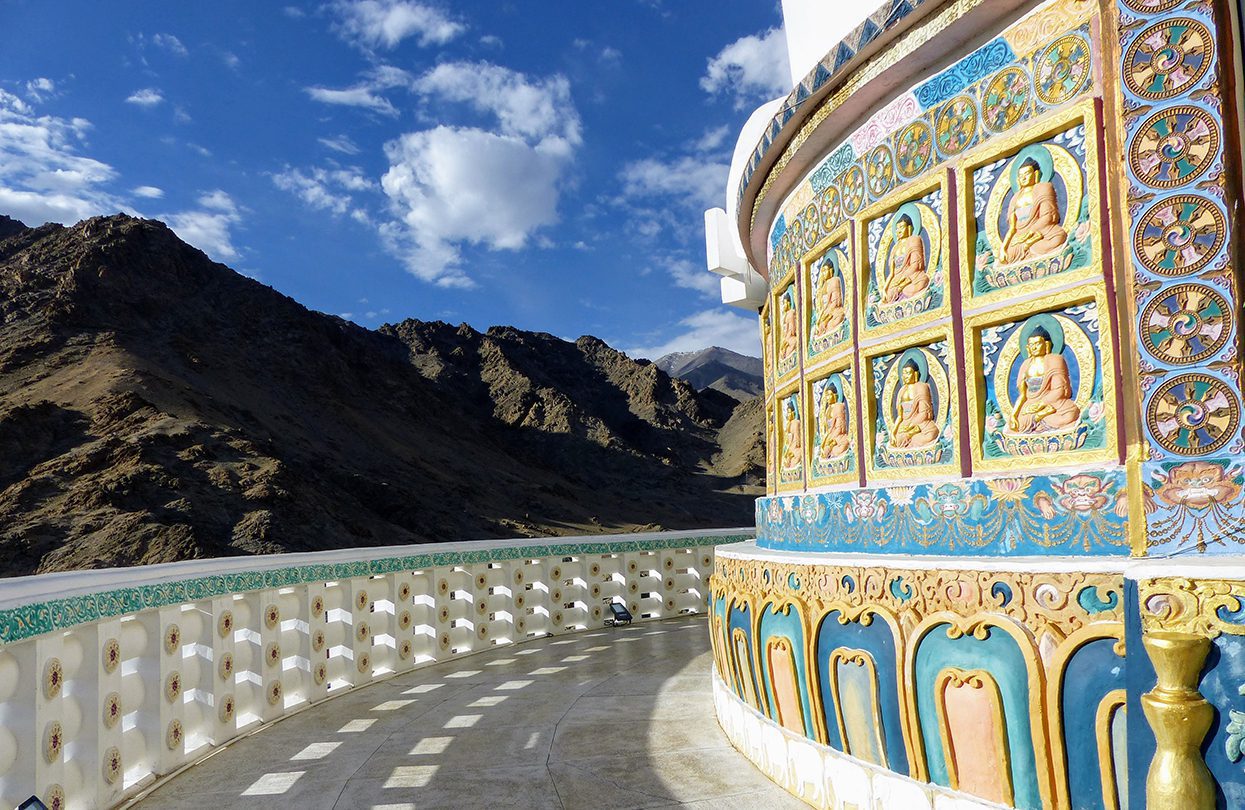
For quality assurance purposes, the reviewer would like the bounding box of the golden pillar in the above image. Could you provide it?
[1141,631,1215,809]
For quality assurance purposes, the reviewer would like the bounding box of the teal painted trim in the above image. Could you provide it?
[0,533,751,646]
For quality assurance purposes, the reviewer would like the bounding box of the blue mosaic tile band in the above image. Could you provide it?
[756,471,1130,556]
[0,533,750,645]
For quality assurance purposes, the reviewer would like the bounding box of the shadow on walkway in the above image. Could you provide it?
[134,616,804,809]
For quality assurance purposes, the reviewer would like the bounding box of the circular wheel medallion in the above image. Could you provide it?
[841,165,866,215]
[1036,34,1092,105]
[866,146,896,198]
[935,96,977,156]
[1140,284,1231,364]
[1130,106,1220,188]
[1134,194,1226,276]
[982,68,1031,132]
[1124,19,1212,100]
[1147,373,1239,455]
[896,122,934,177]
[818,185,843,231]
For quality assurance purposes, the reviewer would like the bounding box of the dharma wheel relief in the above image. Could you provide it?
[709,0,1245,805]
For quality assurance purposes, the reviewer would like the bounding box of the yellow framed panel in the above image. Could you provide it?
[775,380,805,493]
[963,283,1118,474]
[773,272,802,389]
[801,221,855,375]
[855,171,952,345]
[804,357,859,489]
[955,99,1104,316]
[861,325,961,483]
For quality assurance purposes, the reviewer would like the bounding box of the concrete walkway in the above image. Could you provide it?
[134,615,805,809]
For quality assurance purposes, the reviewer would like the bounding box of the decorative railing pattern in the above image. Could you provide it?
[0,529,747,809]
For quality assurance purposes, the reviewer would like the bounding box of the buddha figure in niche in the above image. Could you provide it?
[781,400,802,470]
[1001,157,1068,263]
[880,215,929,303]
[811,259,845,339]
[1009,327,1081,433]
[817,383,850,460]
[892,360,941,448]
[779,293,798,362]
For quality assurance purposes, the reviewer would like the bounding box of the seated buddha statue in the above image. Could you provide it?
[778,295,798,361]
[1001,158,1068,264]
[891,361,941,449]
[811,263,845,339]
[781,402,802,469]
[880,215,929,304]
[817,385,850,460]
[1009,327,1081,433]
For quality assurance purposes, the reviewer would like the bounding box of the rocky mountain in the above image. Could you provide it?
[656,346,764,401]
[0,214,762,577]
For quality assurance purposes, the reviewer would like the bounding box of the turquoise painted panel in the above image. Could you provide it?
[758,604,817,739]
[915,623,1041,809]
[1062,637,1126,810]
[728,602,761,710]
[814,609,909,776]
[914,37,1016,108]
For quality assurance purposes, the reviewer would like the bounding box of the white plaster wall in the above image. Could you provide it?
[780,1,877,85]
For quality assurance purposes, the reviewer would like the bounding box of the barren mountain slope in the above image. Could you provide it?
[0,215,760,576]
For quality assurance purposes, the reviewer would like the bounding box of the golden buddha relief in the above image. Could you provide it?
[808,369,855,486]
[870,340,955,474]
[777,388,804,490]
[804,234,851,363]
[980,306,1106,461]
[961,105,1100,302]
[774,282,800,382]
[862,186,945,333]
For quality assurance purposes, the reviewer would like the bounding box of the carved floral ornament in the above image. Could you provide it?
[1139,577,1245,637]
[712,556,1124,639]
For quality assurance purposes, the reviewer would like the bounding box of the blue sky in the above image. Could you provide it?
[0,0,790,358]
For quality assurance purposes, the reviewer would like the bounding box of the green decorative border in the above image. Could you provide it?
[0,534,751,645]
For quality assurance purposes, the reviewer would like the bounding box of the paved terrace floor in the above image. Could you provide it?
[133,615,804,809]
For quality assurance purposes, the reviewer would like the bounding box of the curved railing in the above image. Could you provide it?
[0,528,751,809]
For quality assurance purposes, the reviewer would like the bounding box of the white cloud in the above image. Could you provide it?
[653,255,719,298]
[125,88,165,107]
[152,33,188,56]
[414,62,580,145]
[330,0,465,51]
[305,65,413,117]
[0,90,124,226]
[619,155,728,211]
[272,166,372,215]
[306,86,397,116]
[162,190,243,261]
[693,124,730,153]
[701,26,789,109]
[25,78,55,102]
[624,309,760,360]
[221,51,241,70]
[132,185,164,199]
[377,61,581,286]
[380,126,569,287]
[318,134,361,155]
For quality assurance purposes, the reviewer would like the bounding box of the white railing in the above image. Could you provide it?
[0,528,751,809]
